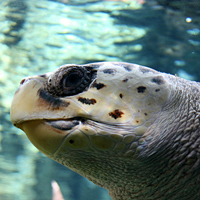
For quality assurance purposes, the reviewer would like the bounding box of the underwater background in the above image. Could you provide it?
[0,0,200,199]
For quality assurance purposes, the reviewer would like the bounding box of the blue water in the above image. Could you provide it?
[0,0,200,199]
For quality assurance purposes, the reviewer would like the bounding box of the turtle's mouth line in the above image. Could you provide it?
[45,116,130,131]
[45,117,84,131]
[14,117,82,131]
[16,116,130,133]
[45,117,134,136]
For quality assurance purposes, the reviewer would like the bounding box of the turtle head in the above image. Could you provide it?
[11,62,174,194]
[10,63,98,155]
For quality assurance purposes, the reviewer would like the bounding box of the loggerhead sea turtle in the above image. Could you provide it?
[10,62,200,200]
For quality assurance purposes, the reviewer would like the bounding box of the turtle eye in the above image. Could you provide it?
[46,65,94,97]
[60,67,91,95]
[62,71,83,90]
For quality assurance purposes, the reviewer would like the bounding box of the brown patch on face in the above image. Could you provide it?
[92,82,106,90]
[78,97,97,105]
[37,89,70,109]
[109,109,124,119]
[20,78,26,85]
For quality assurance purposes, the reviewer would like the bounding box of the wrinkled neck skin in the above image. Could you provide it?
[53,75,200,200]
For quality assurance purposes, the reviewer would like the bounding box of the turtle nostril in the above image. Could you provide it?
[20,78,26,85]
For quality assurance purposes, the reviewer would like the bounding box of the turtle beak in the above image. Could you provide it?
[10,77,69,155]
[10,74,86,156]
[10,75,80,127]
[10,77,45,126]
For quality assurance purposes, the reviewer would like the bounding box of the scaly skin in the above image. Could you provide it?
[10,62,200,199]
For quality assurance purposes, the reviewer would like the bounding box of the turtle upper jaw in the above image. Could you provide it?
[10,76,86,126]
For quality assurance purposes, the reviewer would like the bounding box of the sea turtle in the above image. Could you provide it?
[10,62,200,200]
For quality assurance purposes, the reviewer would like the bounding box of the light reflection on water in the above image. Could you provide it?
[1,0,200,199]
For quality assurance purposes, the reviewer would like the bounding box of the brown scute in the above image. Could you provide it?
[137,86,146,93]
[92,82,106,90]
[151,76,165,85]
[109,109,124,119]
[78,97,97,105]
[38,89,69,109]
[119,94,123,98]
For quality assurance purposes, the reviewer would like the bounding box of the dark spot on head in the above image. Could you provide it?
[109,109,124,119]
[78,97,97,105]
[137,86,146,93]
[136,120,139,123]
[103,69,116,74]
[155,88,160,92]
[39,74,46,78]
[20,78,26,85]
[123,78,128,82]
[119,94,123,98]
[124,65,132,71]
[69,140,74,144]
[92,82,106,90]
[122,76,133,83]
[144,113,147,116]
[151,76,165,85]
[38,89,69,109]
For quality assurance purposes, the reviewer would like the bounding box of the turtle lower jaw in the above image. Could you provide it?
[18,119,80,156]
[17,117,132,156]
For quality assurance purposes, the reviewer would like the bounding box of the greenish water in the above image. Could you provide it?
[0,0,200,199]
